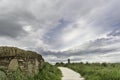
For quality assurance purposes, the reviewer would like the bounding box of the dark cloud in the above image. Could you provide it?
[108,29,120,37]
[0,0,120,63]
[40,47,118,58]
[0,18,27,38]
[38,32,120,63]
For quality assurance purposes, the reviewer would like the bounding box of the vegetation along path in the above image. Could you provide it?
[58,67,85,80]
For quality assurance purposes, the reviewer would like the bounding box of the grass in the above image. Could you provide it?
[30,62,62,80]
[0,62,62,80]
[56,62,120,80]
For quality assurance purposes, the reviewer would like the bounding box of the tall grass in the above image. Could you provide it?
[30,62,62,80]
[56,63,120,80]
[2,62,62,80]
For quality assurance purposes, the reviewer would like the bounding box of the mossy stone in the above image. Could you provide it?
[0,70,8,80]
[8,59,19,71]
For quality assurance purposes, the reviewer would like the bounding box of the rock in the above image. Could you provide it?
[8,59,19,71]
[0,46,44,75]
[0,70,7,80]
[28,61,33,74]
[34,59,39,74]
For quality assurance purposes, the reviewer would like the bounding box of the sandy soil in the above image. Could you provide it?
[58,67,85,80]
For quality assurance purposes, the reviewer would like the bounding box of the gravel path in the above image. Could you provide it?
[58,67,85,80]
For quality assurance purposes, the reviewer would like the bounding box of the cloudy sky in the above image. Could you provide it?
[0,0,120,63]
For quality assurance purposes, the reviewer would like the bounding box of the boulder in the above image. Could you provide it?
[0,70,7,80]
[8,59,19,71]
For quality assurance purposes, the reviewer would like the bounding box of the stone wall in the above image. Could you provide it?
[0,46,44,75]
[0,57,43,75]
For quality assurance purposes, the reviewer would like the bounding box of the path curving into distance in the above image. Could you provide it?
[58,67,85,80]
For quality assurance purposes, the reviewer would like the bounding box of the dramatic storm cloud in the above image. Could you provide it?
[0,0,120,63]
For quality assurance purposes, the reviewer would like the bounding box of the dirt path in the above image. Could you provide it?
[58,67,85,80]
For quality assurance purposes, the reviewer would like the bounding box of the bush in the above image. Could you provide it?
[31,62,62,80]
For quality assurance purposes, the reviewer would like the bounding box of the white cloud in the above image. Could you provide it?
[60,19,100,51]
[0,0,120,63]
[23,25,33,32]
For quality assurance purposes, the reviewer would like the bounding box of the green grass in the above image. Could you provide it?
[30,62,62,80]
[56,63,120,80]
[3,62,62,80]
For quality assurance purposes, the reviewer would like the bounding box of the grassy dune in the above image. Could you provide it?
[56,63,120,80]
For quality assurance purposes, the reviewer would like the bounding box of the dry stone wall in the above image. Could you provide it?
[0,46,44,75]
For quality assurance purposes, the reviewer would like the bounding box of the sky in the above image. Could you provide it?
[0,0,120,63]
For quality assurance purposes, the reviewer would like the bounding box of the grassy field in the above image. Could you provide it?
[0,62,62,80]
[56,62,120,80]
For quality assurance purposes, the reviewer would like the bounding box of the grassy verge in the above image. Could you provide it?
[30,62,62,80]
[0,62,62,80]
[56,63,120,80]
